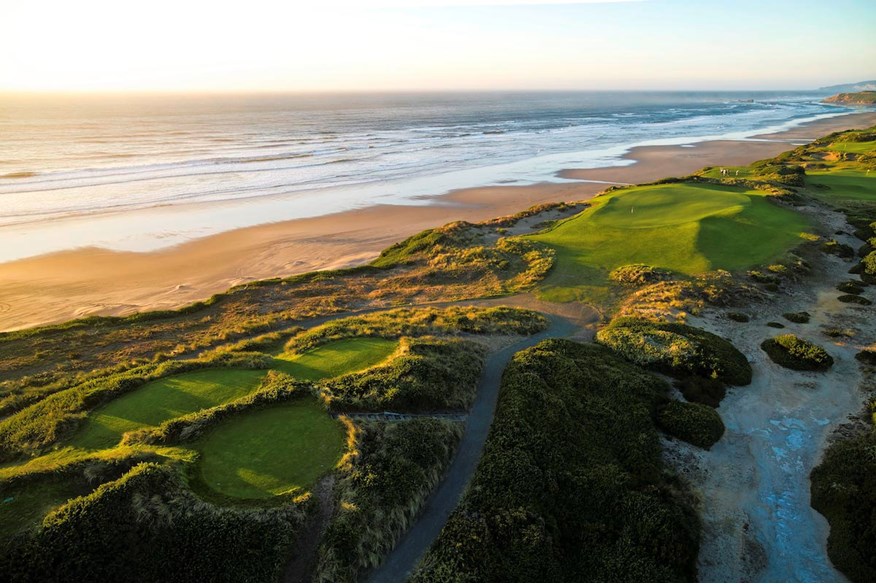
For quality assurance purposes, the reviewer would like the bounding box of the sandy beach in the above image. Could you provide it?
[2,111,875,332]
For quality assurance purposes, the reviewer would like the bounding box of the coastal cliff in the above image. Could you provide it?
[824,91,876,105]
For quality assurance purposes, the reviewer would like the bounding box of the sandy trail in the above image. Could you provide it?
[667,206,874,582]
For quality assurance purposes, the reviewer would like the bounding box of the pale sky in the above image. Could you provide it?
[3,0,875,93]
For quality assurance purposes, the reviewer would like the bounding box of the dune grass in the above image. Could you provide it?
[70,369,266,450]
[273,337,398,380]
[528,182,809,302]
[193,399,346,499]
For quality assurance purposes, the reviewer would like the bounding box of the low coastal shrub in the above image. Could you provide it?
[0,463,309,582]
[321,338,485,412]
[658,400,725,450]
[595,317,752,386]
[316,418,463,582]
[761,334,834,371]
[783,311,811,324]
[726,312,750,323]
[608,264,673,286]
[674,376,726,408]
[811,430,876,582]
[837,294,872,305]
[414,340,699,583]
[767,321,786,328]
[837,281,865,294]
[821,239,855,258]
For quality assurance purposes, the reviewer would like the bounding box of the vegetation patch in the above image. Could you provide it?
[595,317,752,385]
[192,398,347,500]
[783,311,811,324]
[285,306,547,354]
[811,430,876,582]
[414,340,699,582]
[658,400,725,450]
[726,312,750,322]
[761,334,834,371]
[0,463,309,582]
[322,338,485,412]
[608,264,673,286]
[674,376,726,408]
[837,294,872,305]
[767,321,786,329]
[837,281,865,294]
[316,419,463,582]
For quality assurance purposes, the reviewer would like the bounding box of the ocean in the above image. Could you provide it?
[0,91,850,262]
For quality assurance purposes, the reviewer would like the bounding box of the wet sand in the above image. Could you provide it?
[1,111,875,332]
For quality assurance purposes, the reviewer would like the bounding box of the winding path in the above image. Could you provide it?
[367,314,578,583]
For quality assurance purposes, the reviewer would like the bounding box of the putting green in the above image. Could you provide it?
[193,399,346,499]
[528,182,810,302]
[273,337,397,380]
[71,369,266,450]
[828,139,876,154]
[806,170,876,203]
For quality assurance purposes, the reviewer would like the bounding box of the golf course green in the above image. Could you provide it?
[528,182,810,302]
[273,337,398,379]
[193,398,347,499]
[71,369,266,450]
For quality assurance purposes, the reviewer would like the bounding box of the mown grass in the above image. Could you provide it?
[272,338,398,379]
[807,170,876,204]
[0,479,86,542]
[528,182,809,302]
[193,398,346,500]
[70,369,266,450]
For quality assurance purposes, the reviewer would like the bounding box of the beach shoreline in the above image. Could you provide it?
[2,111,875,332]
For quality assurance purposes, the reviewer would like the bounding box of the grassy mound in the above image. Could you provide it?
[322,338,485,411]
[596,317,752,385]
[70,369,266,450]
[761,334,834,371]
[811,431,876,582]
[414,340,699,582]
[273,337,398,379]
[658,401,725,450]
[528,182,809,302]
[193,398,346,500]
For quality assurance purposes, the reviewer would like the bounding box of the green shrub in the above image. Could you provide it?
[821,240,856,258]
[761,334,834,371]
[855,349,876,366]
[837,294,872,305]
[837,281,865,294]
[658,401,725,449]
[783,311,811,324]
[767,321,786,329]
[595,317,752,386]
[811,430,876,582]
[322,338,485,412]
[674,376,726,408]
[726,312,750,323]
[414,340,699,583]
